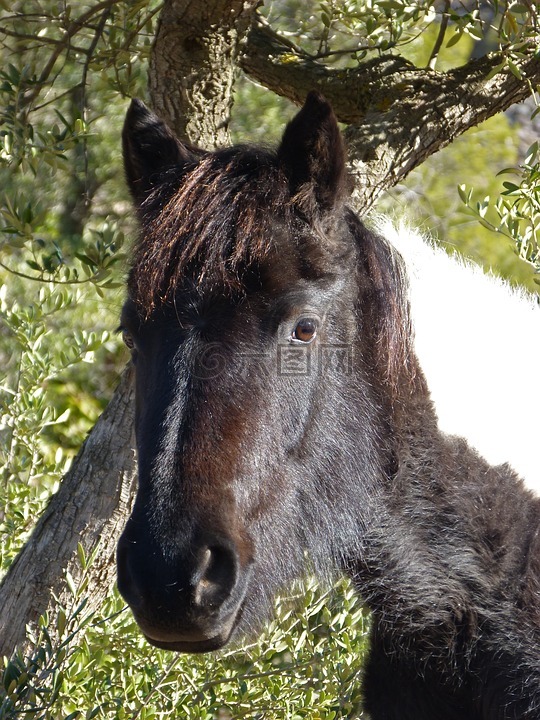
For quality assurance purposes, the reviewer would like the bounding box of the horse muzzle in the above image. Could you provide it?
[117,523,253,653]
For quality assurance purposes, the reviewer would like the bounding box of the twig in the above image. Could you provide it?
[21,0,125,109]
[428,0,450,70]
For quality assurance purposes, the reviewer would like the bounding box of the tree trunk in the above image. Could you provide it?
[0,367,137,658]
[148,0,260,147]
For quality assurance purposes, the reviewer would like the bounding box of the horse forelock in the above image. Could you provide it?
[128,147,291,316]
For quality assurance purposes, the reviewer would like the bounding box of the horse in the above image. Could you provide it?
[116,91,540,719]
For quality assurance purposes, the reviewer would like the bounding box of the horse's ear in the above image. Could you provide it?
[277,91,348,215]
[122,99,202,204]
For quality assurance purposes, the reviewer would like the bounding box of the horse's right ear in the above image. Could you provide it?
[122,99,201,204]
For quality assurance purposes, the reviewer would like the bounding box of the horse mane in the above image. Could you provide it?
[348,212,420,400]
[129,147,290,315]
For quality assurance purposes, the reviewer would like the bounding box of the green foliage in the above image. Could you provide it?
[261,0,537,68]
[0,272,125,569]
[459,139,540,284]
[263,0,437,62]
[0,544,101,720]
[0,1,152,568]
[378,110,538,291]
[231,80,296,145]
[1,574,369,719]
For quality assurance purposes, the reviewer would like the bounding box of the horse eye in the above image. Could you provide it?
[291,318,318,344]
[122,330,135,349]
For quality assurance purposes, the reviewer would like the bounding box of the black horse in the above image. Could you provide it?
[117,92,540,719]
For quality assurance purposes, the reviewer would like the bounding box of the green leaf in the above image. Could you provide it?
[506,59,523,80]
[66,571,78,596]
[502,181,520,193]
[457,184,472,204]
[446,30,463,48]
[77,543,87,571]
[524,141,539,166]
[485,61,507,82]
[57,607,68,637]
[510,3,529,13]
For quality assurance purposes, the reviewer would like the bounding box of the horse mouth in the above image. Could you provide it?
[143,633,229,653]
[138,604,243,654]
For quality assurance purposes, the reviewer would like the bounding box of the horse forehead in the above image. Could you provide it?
[178,235,312,305]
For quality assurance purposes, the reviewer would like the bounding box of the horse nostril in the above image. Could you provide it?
[192,544,238,609]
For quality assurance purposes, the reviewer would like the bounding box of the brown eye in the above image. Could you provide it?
[122,330,135,349]
[291,318,318,344]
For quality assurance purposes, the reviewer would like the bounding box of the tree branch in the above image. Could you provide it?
[18,0,126,109]
[241,16,540,211]
[427,1,450,70]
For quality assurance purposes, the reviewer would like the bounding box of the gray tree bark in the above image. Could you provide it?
[0,368,137,658]
[148,0,260,147]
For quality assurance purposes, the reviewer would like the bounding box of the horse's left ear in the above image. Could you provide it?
[277,91,348,215]
[122,99,202,204]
